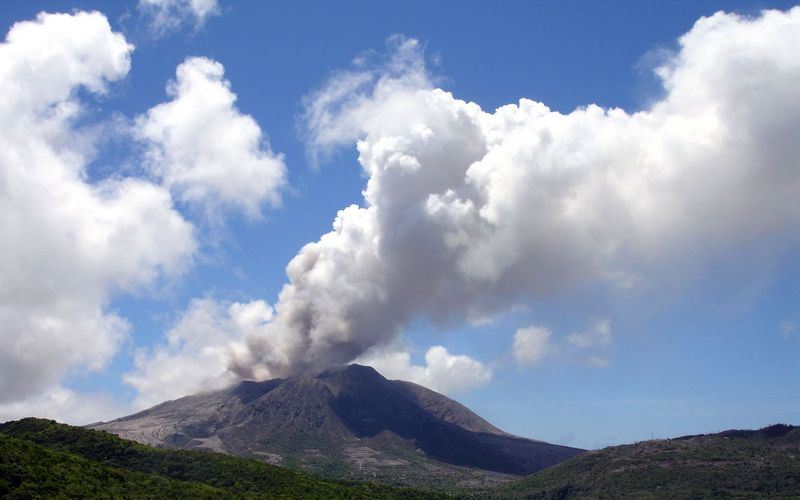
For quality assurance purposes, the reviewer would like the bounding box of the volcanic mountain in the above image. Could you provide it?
[92,364,582,489]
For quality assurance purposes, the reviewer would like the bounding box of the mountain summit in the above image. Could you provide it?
[92,365,582,488]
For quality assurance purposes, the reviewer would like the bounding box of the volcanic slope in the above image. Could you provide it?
[92,364,582,490]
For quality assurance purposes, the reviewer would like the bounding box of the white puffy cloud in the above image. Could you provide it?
[356,345,493,395]
[233,8,800,380]
[137,56,286,220]
[124,298,272,409]
[303,35,433,164]
[513,321,611,368]
[567,320,612,349]
[587,356,611,368]
[567,320,613,367]
[138,0,220,36]
[779,320,797,338]
[513,326,554,366]
[0,12,196,418]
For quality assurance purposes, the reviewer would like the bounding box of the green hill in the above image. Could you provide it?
[0,418,438,499]
[494,424,800,498]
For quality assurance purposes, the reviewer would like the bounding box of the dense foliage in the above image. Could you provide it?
[494,424,800,498]
[0,433,226,498]
[0,418,439,499]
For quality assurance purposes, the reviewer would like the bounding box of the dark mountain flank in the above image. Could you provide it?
[91,364,582,490]
[495,423,800,498]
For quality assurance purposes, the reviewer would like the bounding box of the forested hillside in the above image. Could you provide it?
[0,418,436,499]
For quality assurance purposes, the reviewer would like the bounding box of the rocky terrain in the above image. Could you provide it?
[92,364,582,490]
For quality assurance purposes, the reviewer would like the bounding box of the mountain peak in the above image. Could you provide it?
[318,363,384,384]
[230,378,284,404]
[92,368,582,488]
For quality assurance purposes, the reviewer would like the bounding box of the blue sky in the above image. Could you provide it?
[1,0,799,449]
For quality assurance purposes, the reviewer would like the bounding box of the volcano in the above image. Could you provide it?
[92,364,582,488]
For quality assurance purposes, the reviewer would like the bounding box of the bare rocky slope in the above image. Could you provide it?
[92,364,582,490]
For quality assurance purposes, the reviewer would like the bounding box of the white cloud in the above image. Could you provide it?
[513,326,554,366]
[138,0,220,36]
[0,12,195,418]
[234,8,800,380]
[568,320,612,367]
[0,386,129,425]
[356,345,493,395]
[303,35,433,164]
[588,356,611,368]
[567,319,612,349]
[779,320,797,338]
[124,297,272,409]
[137,56,286,220]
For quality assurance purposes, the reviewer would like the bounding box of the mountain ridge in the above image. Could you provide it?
[496,423,800,498]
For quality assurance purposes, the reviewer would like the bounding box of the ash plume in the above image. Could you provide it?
[227,10,800,380]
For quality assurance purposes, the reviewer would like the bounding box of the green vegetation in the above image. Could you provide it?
[493,424,800,499]
[0,433,225,498]
[0,418,440,499]
[6,418,798,498]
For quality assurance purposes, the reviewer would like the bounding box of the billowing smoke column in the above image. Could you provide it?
[230,9,800,380]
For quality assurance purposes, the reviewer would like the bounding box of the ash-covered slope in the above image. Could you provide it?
[92,365,581,489]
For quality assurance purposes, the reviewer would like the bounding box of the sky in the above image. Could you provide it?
[1,0,799,450]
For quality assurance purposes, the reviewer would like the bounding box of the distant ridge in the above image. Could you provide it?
[92,364,582,489]
[497,423,800,498]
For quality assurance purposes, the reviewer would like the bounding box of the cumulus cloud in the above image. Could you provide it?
[0,11,197,418]
[779,320,797,338]
[124,298,272,409]
[232,8,800,381]
[138,0,220,36]
[356,346,493,395]
[568,320,613,367]
[136,56,286,220]
[567,320,612,349]
[513,326,554,366]
[587,356,611,368]
[303,35,433,164]
[513,321,611,368]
